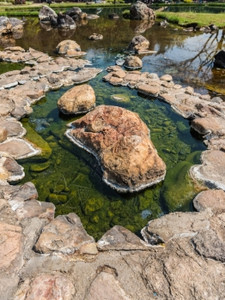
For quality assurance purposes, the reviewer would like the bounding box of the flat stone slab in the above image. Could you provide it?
[141,210,211,245]
[0,118,26,138]
[97,225,150,251]
[0,155,24,182]
[190,150,225,190]
[0,138,40,159]
[66,105,166,192]
[193,189,225,214]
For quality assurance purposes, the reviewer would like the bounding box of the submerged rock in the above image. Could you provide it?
[88,33,103,41]
[130,1,155,21]
[66,105,166,192]
[56,39,86,57]
[57,84,96,115]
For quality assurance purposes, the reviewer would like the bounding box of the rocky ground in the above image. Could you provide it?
[0,45,225,299]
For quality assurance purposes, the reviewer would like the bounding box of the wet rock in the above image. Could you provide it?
[0,127,7,142]
[57,13,76,30]
[0,222,23,272]
[190,150,225,190]
[124,55,142,70]
[56,39,86,57]
[66,105,166,192]
[14,273,76,300]
[97,225,150,251]
[141,210,211,245]
[214,50,225,69]
[137,83,160,97]
[70,67,102,84]
[130,1,155,21]
[193,189,225,214]
[160,20,168,27]
[88,33,103,40]
[0,138,40,159]
[35,213,96,255]
[38,5,58,24]
[128,35,150,54]
[58,84,96,115]
[66,7,87,21]
[86,268,131,300]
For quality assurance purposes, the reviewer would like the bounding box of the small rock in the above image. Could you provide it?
[56,40,86,57]
[88,33,103,41]
[57,84,96,115]
[124,55,142,70]
[128,35,150,54]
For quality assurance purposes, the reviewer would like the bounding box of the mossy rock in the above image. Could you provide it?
[30,161,50,172]
[22,122,52,160]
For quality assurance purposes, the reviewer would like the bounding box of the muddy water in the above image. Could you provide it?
[5,11,224,238]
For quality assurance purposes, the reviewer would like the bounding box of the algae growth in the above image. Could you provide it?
[20,75,205,239]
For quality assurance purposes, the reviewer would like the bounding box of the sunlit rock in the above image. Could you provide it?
[66,105,166,192]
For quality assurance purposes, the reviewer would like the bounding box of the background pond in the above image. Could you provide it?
[3,10,223,238]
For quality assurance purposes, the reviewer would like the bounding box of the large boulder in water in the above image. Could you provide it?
[38,5,58,24]
[57,84,96,115]
[66,105,166,192]
[130,1,155,21]
[214,50,225,69]
[124,55,142,69]
[57,13,76,30]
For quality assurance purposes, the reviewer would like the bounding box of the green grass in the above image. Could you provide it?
[0,2,130,16]
[156,11,225,27]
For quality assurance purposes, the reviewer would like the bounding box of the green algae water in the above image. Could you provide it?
[10,12,223,239]
[20,73,205,239]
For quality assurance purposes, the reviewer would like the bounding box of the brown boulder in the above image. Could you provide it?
[66,105,166,192]
[57,84,96,115]
[130,1,155,21]
[124,55,142,70]
[128,35,150,54]
[56,40,86,57]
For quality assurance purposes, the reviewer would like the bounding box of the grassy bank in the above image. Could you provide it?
[156,11,225,27]
[0,2,130,16]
